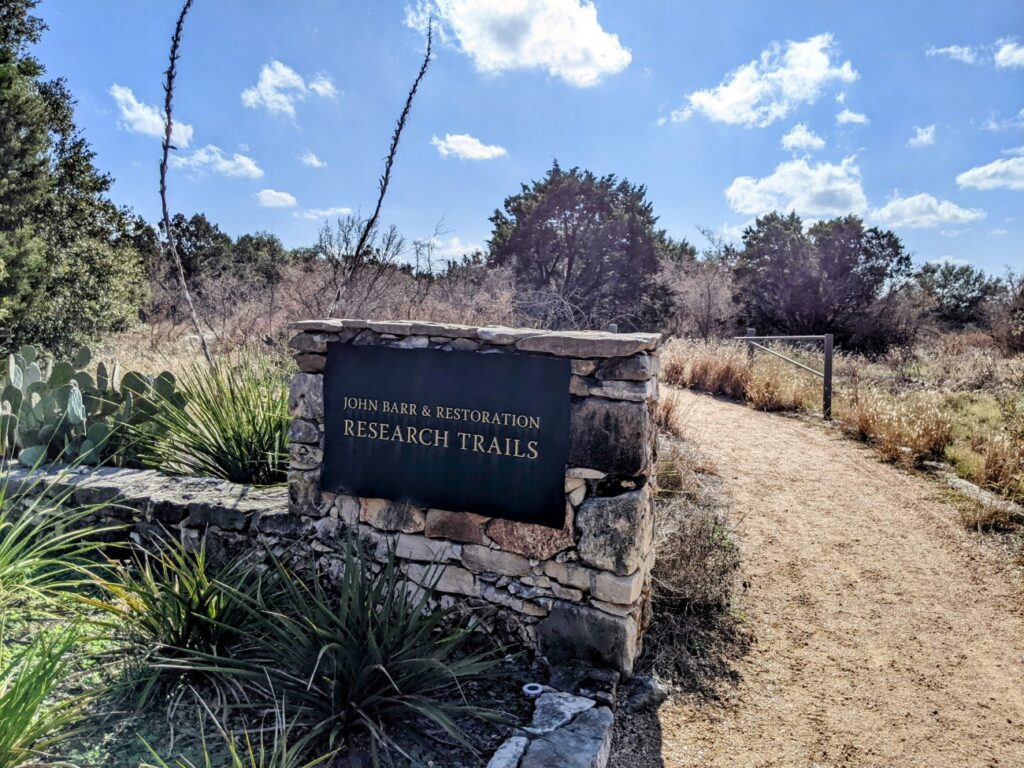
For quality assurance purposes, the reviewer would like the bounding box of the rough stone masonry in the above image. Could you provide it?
[287,319,661,674]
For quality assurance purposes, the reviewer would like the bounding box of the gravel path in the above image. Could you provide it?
[632,389,1024,767]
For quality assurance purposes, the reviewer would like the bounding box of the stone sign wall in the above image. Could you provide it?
[287,319,661,673]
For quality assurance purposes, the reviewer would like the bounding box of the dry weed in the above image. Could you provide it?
[652,495,739,607]
[836,390,953,465]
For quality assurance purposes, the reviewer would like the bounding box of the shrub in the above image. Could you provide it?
[0,629,86,767]
[136,353,288,485]
[653,495,740,608]
[87,537,268,706]
[178,541,505,759]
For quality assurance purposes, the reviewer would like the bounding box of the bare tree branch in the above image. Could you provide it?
[160,0,215,366]
[328,20,433,317]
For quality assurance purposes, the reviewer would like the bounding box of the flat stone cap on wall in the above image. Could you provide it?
[287,319,662,359]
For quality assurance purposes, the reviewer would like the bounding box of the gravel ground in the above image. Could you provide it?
[612,389,1024,768]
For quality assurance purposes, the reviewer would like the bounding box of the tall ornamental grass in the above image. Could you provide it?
[0,472,113,605]
[0,629,86,767]
[137,353,288,485]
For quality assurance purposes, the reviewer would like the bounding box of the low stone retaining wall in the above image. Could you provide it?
[2,465,286,557]
[287,319,661,673]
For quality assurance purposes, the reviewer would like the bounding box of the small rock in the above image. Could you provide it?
[623,674,669,712]
[525,692,595,735]
[486,735,530,768]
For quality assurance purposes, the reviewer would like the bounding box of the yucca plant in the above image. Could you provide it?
[0,628,86,767]
[85,537,269,707]
[141,694,336,768]
[135,353,288,485]
[0,470,113,606]
[174,541,506,763]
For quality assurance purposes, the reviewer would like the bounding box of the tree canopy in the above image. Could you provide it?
[733,212,914,350]
[0,0,147,353]
[487,161,665,330]
[916,260,1004,328]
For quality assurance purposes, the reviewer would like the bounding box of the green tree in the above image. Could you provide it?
[0,3,49,326]
[734,212,914,351]
[0,0,147,353]
[164,213,235,290]
[915,260,1002,327]
[233,231,288,287]
[488,161,663,330]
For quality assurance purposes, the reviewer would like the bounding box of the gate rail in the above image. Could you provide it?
[734,329,834,420]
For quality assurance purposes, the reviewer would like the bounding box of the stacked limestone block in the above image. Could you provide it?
[287,319,660,674]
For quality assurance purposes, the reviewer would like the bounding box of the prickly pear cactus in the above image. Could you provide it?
[0,345,184,468]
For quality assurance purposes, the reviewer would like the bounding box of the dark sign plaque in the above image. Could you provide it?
[322,345,571,528]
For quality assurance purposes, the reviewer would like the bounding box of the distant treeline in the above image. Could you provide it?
[2,4,1020,356]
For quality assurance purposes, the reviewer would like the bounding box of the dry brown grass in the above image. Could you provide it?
[955,494,1018,531]
[971,431,1024,501]
[745,357,819,412]
[834,389,953,465]
[656,388,688,437]
[661,341,750,398]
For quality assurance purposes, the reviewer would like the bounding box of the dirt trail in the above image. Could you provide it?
[650,390,1024,768]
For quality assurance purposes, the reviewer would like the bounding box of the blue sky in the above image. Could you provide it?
[34,0,1024,274]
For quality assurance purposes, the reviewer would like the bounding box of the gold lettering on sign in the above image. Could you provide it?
[340,395,544,461]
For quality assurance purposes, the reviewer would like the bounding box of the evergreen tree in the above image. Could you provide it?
[488,161,663,330]
[0,0,147,353]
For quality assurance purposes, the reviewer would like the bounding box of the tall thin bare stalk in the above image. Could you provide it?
[160,0,215,366]
[328,22,433,317]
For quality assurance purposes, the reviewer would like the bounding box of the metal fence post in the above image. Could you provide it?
[745,327,756,361]
[822,333,833,421]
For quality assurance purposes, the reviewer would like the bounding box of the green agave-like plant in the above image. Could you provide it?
[0,628,87,767]
[84,537,270,708]
[169,540,507,763]
[140,695,336,768]
[0,343,184,468]
[0,470,115,606]
[133,354,288,486]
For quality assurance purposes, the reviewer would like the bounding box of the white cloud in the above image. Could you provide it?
[241,61,336,118]
[725,156,867,217]
[988,228,1009,236]
[1004,146,1024,156]
[929,255,971,266]
[995,39,1024,69]
[670,33,857,127]
[926,45,977,64]
[430,133,507,160]
[781,123,825,152]
[907,124,936,148]
[255,189,297,208]
[169,145,263,178]
[296,206,353,221]
[424,235,484,260]
[871,193,984,229]
[835,91,846,104]
[109,85,193,147]
[415,0,631,87]
[982,108,1024,131]
[308,73,338,97]
[956,155,1024,191]
[301,151,326,168]
[836,108,868,125]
